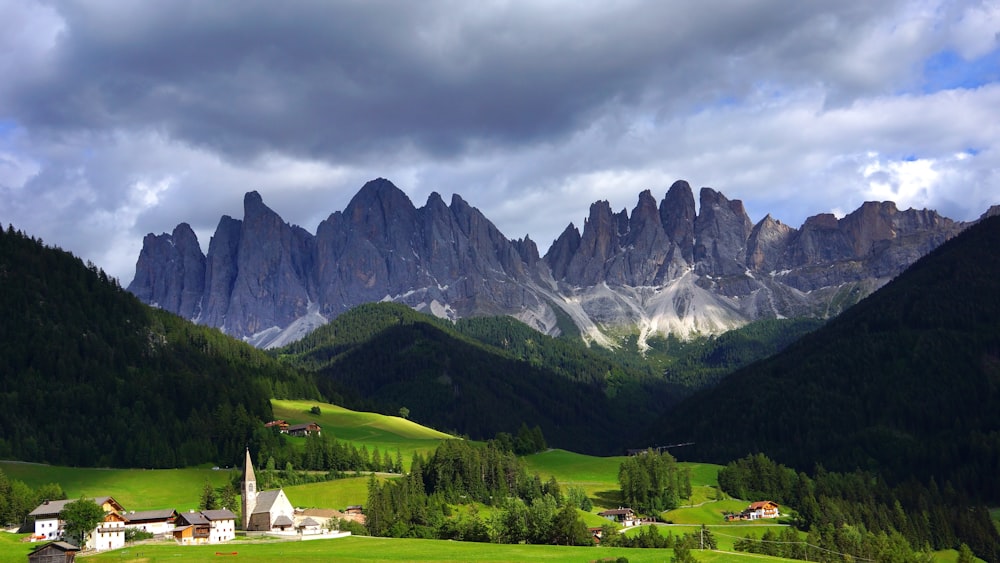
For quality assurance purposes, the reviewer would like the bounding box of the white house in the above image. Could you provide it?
[28,497,126,551]
[202,509,237,543]
[124,509,178,537]
[172,509,236,545]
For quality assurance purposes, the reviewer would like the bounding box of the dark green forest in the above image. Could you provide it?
[276,302,640,454]
[0,225,318,468]
[720,454,999,561]
[654,216,1000,503]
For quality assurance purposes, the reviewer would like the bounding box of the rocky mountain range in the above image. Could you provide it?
[128,177,971,348]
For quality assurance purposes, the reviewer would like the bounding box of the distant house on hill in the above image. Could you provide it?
[597,507,639,527]
[726,500,780,521]
[286,422,321,437]
[28,496,127,552]
[747,500,780,519]
[264,420,289,432]
[171,509,236,545]
[27,541,79,563]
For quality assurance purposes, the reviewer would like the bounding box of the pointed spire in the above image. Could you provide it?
[243,448,256,485]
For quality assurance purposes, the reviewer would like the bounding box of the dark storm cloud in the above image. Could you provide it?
[7,1,910,163]
[1,0,997,282]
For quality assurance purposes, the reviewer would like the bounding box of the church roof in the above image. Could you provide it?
[252,490,284,514]
[273,514,294,527]
[243,448,256,485]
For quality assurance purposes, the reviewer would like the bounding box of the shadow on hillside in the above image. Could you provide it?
[592,489,624,509]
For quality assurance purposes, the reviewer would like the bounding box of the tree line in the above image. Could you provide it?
[719,453,1000,561]
[363,439,593,545]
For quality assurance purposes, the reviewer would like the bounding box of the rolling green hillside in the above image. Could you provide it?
[275,303,637,455]
[0,225,318,468]
[654,216,1000,501]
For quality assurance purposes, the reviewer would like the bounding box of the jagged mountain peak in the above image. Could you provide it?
[130,178,975,348]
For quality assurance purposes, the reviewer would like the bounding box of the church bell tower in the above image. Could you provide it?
[241,448,257,530]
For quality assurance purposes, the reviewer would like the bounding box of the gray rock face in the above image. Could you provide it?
[128,178,971,348]
[129,223,205,319]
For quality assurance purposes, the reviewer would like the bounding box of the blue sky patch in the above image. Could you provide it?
[922,48,1000,93]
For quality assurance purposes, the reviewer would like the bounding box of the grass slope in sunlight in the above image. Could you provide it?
[0,462,234,511]
[271,399,452,467]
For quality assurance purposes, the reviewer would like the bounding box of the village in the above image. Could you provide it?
[24,449,361,562]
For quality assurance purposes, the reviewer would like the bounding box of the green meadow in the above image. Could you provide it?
[271,399,453,468]
[283,475,389,510]
[0,462,234,511]
[80,534,802,563]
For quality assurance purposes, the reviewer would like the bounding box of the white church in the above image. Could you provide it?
[241,449,295,532]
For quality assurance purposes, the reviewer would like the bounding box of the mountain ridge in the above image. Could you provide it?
[128,177,971,347]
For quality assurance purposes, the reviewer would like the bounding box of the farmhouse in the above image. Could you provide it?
[747,500,780,519]
[597,507,639,527]
[242,449,296,532]
[124,509,177,537]
[171,509,236,545]
[28,496,127,551]
[264,420,289,432]
[286,422,322,437]
[726,500,781,521]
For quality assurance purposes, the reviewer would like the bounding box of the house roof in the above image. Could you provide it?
[29,496,121,518]
[202,509,237,521]
[273,514,294,527]
[748,501,778,509]
[298,517,320,527]
[287,423,320,432]
[252,490,285,514]
[125,509,177,523]
[598,508,635,516]
[29,541,79,554]
[177,512,209,526]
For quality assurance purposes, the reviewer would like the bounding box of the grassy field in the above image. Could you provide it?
[78,534,804,562]
[0,462,235,511]
[283,475,388,510]
[0,532,34,563]
[524,449,726,513]
[271,399,453,468]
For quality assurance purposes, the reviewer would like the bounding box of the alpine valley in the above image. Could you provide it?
[128,178,966,349]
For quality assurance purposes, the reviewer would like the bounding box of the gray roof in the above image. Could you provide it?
[177,512,209,526]
[30,541,79,554]
[252,490,283,514]
[272,514,294,527]
[125,509,177,523]
[202,509,236,521]
[29,497,115,518]
[298,517,320,527]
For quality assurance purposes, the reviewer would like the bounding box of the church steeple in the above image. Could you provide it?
[241,448,257,530]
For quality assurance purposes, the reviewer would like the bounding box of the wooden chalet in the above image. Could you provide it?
[286,422,321,437]
[27,541,79,563]
[597,507,639,527]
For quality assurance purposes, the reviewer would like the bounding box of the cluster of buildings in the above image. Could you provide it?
[263,420,322,437]
[27,496,237,552]
[26,449,353,558]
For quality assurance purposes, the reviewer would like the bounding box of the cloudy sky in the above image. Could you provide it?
[2,1,998,283]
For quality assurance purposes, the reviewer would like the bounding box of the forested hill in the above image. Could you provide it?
[652,215,1000,501]
[275,302,672,455]
[0,225,318,468]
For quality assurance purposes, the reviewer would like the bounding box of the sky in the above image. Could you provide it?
[1,0,998,284]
